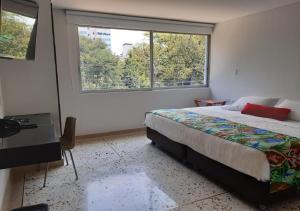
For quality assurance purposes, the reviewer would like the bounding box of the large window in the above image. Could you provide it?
[78,26,209,92]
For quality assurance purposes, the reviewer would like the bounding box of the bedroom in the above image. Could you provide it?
[0,0,300,210]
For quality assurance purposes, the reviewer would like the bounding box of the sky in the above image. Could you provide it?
[78,27,149,55]
[4,11,36,25]
[111,29,148,55]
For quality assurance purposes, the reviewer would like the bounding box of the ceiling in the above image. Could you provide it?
[51,0,300,23]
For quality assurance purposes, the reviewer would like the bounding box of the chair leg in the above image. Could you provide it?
[43,162,49,187]
[68,149,78,180]
[62,149,69,166]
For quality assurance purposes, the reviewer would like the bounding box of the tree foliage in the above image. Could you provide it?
[0,11,33,59]
[122,43,150,88]
[80,36,151,90]
[79,36,123,90]
[153,33,206,87]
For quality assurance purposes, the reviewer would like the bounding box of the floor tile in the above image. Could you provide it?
[178,193,256,211]
[26,139,120,180]
[178,192,300,211]
[73,138,121,167]
[108,133,167,162]
[23,133,300,211]
[24,159,126,190]
[124,156,225,205]
[24,159,178,211]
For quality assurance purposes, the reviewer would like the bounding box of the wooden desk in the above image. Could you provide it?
[0,113,61,169]
[194,99,226,107]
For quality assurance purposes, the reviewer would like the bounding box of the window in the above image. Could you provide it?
[153,32,207,88]
[78,27,150,91]
[0,0,38,60]
[77,27,209,92]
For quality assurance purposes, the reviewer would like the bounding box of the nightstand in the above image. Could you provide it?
[194,98,226,107]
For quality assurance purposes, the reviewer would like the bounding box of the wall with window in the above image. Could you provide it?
[0,1,59,208]
[53,9,211,135]
[0,0,60,132]
[210,2,300,101]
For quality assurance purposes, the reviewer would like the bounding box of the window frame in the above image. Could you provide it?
[76,24,210,93]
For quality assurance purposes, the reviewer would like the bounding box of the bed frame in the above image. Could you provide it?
[147,127,297,209]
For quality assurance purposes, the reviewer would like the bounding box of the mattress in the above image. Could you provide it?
[145,106,300,182]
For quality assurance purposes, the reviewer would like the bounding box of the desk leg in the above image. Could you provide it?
[43,163,49,187]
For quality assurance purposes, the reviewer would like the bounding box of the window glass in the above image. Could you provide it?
[78,27,150,91]
[77,26,209,92]
[0,0,38,60]
[153,32,207,88]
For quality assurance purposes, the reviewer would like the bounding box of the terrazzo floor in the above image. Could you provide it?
[23,132,300,211]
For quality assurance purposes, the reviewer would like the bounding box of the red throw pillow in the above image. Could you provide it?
[241,103,291,121]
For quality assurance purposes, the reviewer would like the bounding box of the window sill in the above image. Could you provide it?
[79,85,208,94]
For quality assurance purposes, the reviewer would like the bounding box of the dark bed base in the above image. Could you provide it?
[147,127,297,208]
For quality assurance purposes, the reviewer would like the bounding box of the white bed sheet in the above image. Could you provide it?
[145,106,300,182]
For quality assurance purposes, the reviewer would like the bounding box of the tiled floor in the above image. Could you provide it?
[23,132,300,211]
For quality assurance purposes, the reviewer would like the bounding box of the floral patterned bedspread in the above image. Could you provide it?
[149,109,300,193]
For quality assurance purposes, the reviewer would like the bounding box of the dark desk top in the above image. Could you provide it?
[5,113,53,125]
[0,113,61,169]
[1,113,59,149]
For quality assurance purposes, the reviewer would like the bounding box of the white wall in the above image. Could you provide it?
[210,2,300,101]
[0,78,9,211]
[0,0,60,132]
[53,10,210,136]
[0,2,59,207]
[0,169,9,210]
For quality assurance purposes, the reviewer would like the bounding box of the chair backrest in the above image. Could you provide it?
[61,117,76,149]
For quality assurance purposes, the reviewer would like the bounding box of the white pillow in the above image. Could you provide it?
[223,96,279,111]
[222,105,242,111]
[276,100,300,121]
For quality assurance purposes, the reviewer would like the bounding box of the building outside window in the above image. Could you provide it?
[78,27,112,49]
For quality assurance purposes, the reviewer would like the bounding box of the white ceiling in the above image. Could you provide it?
[51,0,300,23]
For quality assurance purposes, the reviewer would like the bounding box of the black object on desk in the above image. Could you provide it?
[12,203,49,211]
[0,113,61,169]
[0,119,21,138]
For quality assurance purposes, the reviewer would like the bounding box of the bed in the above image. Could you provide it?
[145,106,300,208]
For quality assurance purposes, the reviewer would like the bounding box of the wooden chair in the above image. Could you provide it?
[43,117,78,187]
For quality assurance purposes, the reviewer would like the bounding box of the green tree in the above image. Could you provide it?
[0,11,33,59]
[79,36,124,90]
[122,43,150,88]
[153,33,206,87]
